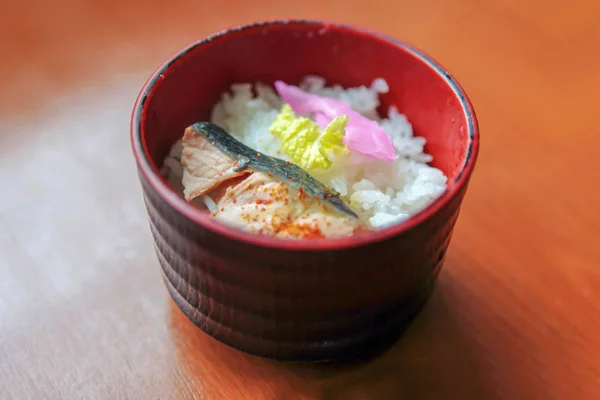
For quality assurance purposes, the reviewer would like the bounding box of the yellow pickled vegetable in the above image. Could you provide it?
[270,104,349,170]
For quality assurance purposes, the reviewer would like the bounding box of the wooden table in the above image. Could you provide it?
[1,0,599,398]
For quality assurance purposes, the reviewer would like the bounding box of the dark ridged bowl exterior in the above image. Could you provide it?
[131,20,479,362]
[141,174,467,361]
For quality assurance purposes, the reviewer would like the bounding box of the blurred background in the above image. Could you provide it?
[3,0,598,117]
[2,0,600,399]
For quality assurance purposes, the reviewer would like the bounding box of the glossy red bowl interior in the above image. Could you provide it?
[133,20,478,250]
[131,20,479,361]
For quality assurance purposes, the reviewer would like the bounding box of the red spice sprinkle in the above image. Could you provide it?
[257,153,262,157]
[297,187,307,201]
[220,208,224,212]
[267,217,325,239]
[267,172,273,177]
[287,161,292,165]
[232,199,237,204]
[217,171,223,176]
[256,198,273,205]
[261,207,266,212]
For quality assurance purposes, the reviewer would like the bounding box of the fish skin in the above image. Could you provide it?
[187,122,359,220]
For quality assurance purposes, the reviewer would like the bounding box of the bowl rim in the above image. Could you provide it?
[131,19,480,251]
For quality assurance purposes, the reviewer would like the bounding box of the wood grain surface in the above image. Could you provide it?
[1,0,599,399]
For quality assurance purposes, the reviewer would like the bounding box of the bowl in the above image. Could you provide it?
[130,19,479,362]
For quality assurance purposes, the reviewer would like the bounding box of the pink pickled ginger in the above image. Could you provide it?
[274,81,397,162]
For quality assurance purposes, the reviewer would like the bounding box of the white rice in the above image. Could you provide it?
[162,76,447,229]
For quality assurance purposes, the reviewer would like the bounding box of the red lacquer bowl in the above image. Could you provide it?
[131,20,479,362]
